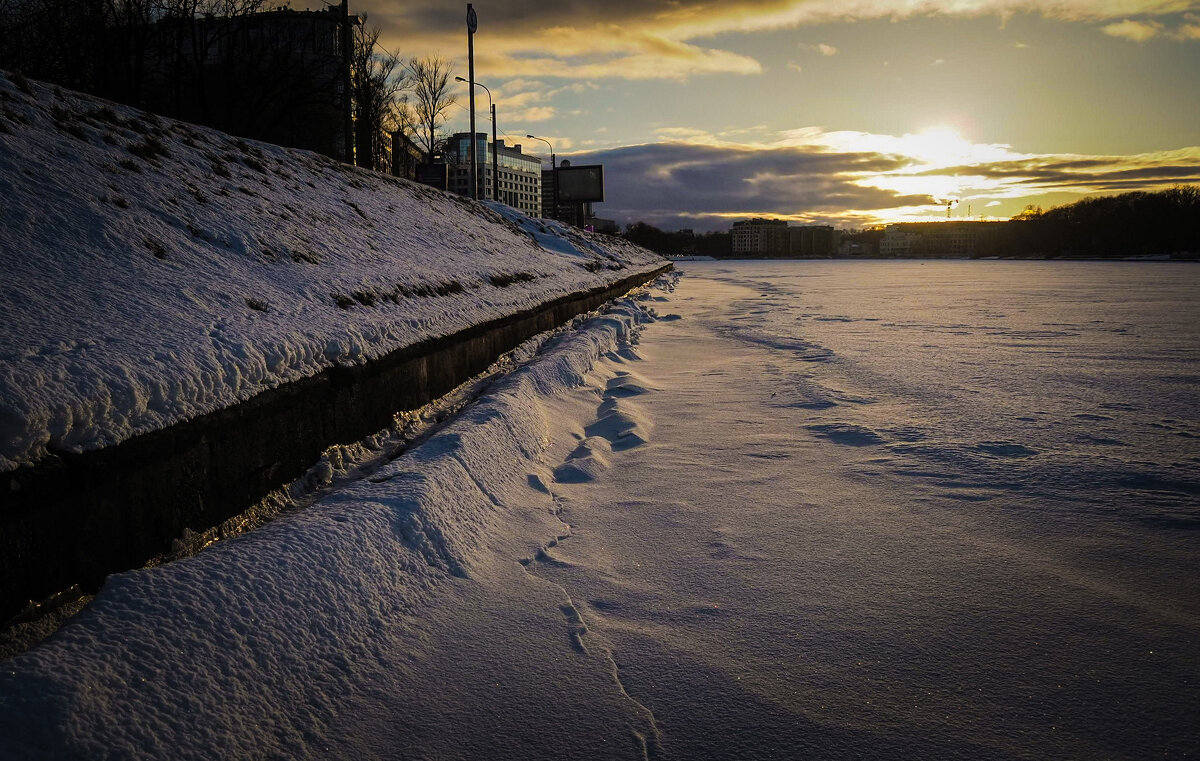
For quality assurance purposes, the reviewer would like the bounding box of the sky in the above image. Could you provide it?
[349,0,1200,231]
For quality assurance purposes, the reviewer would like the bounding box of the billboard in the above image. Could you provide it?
[556,164,604,203]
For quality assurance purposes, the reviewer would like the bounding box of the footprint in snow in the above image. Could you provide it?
[805,422,885,447]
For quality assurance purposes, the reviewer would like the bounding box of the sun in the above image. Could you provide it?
[918,125,964,142]
[904,126,969,166]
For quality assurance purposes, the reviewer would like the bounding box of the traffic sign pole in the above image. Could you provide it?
[466,4,478,201]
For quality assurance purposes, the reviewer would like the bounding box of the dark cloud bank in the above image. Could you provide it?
[568,141,932,231]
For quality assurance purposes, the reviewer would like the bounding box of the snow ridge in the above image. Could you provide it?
[0,293,662,758]
[519,319,668,758]
[0,71,662,472]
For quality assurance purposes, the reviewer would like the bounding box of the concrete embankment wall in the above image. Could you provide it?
[1,265,668,623]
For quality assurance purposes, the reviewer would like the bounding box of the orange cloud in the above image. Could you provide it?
[564,129,1200,229]
[1102,18,1165,40]
[798,42,839,55]
[366,0,1200,83]
[1171,12,1200,36]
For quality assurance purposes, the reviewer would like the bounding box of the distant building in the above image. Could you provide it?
[390,130,424,181]
[731,218,789,257]
[131,7,351,160]
[591,218,620,235]
[440,133,543,217]
[788,225,840,257]
[881,221,1006,257]
[839,240,867,257]
[879,227,919,257]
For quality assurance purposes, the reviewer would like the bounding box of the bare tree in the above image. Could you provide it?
[351,20,409,171]
[407,54,455,161]
[394,92,416,142]
[154,0,271,122]
[0,0,108,91]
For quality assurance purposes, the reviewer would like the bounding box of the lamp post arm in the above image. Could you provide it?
[457,77,495,200]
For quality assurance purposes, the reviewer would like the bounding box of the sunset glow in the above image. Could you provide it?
[359,0,1199,228]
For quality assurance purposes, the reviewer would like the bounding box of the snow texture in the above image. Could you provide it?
[2,261,1197,759]
[522,261,1200,760]
[0,291,665,758]
[0,71,662,471]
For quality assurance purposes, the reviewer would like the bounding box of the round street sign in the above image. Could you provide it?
[466,5,477,33]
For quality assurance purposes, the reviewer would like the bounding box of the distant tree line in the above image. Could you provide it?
[996,186,1200,258]
[0,0,455,169]
[622,222,731,257]
[623,187,1199,260]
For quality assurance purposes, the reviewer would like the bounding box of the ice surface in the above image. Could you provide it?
[2,260,1196,759]
[518,260,1200,759]
[0,72,662,472]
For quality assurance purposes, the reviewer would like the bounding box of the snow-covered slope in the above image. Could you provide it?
[0,292,666,758]
[0,71,662,472]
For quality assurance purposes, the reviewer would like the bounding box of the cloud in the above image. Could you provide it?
[382,13,766,80]
[919,147,1200,191]
[627,1,1200,42]
[1170,12,1200,37]
[1101,18,1164,40]
[508,105,557,122]
[1100,13,1200,41]
[493,80,596,106]
[483,80,601,124]
[522,134,575,152]
[561,130,1200,231]
[476,42,762,81]
[799,42,839,55]
[787,61,804,72]
[565,139,925,230]
[719,124,774,139]
[655,127,715,140]
[363,0,1199,82]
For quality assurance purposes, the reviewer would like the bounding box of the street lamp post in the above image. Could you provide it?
[456,76,497,202]
[527,134,555,220]
[465,4,477,200]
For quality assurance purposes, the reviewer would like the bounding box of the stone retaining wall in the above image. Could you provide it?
[1,265,669,622]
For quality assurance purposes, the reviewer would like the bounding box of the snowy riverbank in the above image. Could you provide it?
[0,282,671,758]
[0,71,662,472]
[2,261,1197,758]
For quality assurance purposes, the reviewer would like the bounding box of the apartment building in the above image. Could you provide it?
[731,218,790,257]
[440,133,543,217]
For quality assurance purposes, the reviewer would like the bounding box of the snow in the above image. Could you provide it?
[0,260,1197,758]
[0,289,667,758]
[0,71,662,472]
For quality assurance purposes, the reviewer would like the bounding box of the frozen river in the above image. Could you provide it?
[3,260,1197,759]
[524,259,1200,759]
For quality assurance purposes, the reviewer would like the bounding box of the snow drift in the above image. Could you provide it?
[0,291,664,759]
[0,71,662,472]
